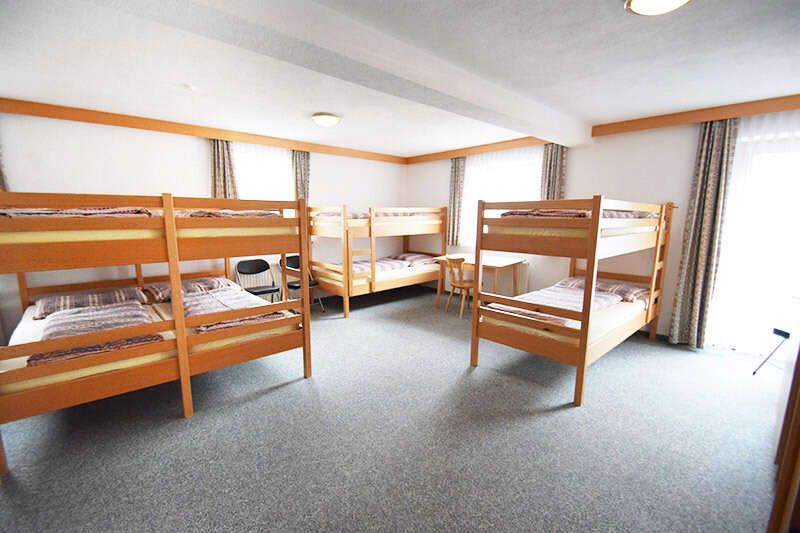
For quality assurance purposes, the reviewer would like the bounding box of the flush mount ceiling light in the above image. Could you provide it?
[624,0,692,16]
[311,112,341,127]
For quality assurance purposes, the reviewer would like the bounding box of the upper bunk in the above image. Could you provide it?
[477,196,673,260]
[0,192,307,273]
[309,205,446,239]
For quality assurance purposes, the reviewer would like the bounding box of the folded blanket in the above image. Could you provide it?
[556,277,650,305]
[183,287,286,332]
[351,258,411,273]
[34,286,148,319]
[392,253,437,266]
[0,207,153,218]
[486,285,622,329]
[501,208,658,219]
[28,301,162,366]
[144,276,239,303]
[180,209,280,218]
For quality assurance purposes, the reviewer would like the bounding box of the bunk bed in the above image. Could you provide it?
[308,205,447,317]
[469,196,674,406]
[0,191,313,475]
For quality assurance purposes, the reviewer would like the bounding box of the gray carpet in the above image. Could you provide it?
[0,286,783,532]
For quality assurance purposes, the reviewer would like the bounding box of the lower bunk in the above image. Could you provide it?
[0,280,308,474]
[312,253,440,315]
[472,278,652,405]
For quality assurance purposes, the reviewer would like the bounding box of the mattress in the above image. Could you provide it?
[0,226,298,244]
[152,303,299,352]
[486,225,656,238]
[0,305,176,394]
[316,262,440,287]
[482,299,646,346]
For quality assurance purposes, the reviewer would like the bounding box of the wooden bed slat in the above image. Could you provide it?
[479,292,583,321]
[480,233,588,258]
[0,338,177,385]
[0,358,180,424]
[178,234,301,260]
[0,191,164,208]
[480,306,581,338]
[187,315,302,347]
[184,299,302,328]
[0,239,168,273]
[189,330,304,376]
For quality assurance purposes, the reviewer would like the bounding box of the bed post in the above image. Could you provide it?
[134,264,145,287]
[575,195,604,406]
[0,428,7,476]
[224,257,232,280]
[298,198,312,378]
[368,207,376,293]
[568,258,577,277]
[341,205,350,318]
[162,193,194,418]
[648,202,674,340]
[280,254,288,301]
[470,201,485,367]
[16,272,29,312]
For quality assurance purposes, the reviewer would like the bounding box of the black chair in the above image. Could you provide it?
[235,259,281,302]
[282,255,325,312]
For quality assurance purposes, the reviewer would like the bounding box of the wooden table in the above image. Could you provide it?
[433,253,526,308]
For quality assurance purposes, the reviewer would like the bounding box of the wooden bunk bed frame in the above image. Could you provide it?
[0,192,313,475]
[469,195,674,406]
[308,205,447,317]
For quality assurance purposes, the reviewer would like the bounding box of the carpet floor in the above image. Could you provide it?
[0,286,785,532]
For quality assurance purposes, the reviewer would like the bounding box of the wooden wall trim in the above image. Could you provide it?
[406,136,548,164]
[0,97,408,164]
[592,94,800,137]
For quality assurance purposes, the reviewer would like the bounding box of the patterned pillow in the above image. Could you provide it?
[392,253,437,266]
[555,277,650,303]
[33,286,148,319]
[143,276,239,303]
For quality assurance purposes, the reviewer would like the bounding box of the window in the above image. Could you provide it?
[460,146,543,247]
[231,143,293,200]
[707,110,800,352]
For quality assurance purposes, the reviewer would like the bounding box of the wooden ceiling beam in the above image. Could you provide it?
[0,97,408,164]
[405,136,548,164]
[592,94,800,137]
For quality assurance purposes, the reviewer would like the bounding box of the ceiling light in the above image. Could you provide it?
[624,0,692,16]
[311,112,341,127]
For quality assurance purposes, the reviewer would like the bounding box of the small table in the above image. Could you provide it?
[433,253,526,308]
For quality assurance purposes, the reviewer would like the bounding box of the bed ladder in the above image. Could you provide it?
[647,203,674,339]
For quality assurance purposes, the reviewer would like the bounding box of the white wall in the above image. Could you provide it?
[309,153,408,264]
[566,125,698,334]
[0,115,411,336]
[402,127,699,335]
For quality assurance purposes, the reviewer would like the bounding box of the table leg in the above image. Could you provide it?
[435,263,444,308]
[512,264,518,295]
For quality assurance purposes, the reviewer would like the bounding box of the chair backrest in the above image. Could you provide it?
[445,256,466,285]
[282,254,314,283]
[235,259,273,289]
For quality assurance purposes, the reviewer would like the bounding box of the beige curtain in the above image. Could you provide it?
[541,143,567,200]
[668,118,739,348]
[0,142,8,191]
[292,150,310,200]
[447,157,465,246]
[211,139,237,199]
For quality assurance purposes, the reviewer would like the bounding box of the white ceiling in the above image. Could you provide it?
[2,0,798,152]
[0,0,528,156]
[315,0,800,123]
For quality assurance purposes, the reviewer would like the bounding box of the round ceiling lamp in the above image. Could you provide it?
[311,112,341,127]
[624,0,692,16]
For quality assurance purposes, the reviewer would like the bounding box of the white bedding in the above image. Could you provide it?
[1,305,175,393]
[317,262,439,287]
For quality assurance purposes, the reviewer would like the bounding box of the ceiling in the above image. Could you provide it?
[316,0,800,123]
[0,0,527,156]
[2,0,798,152]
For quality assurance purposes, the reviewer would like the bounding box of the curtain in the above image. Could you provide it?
[540,143,567,200]
[292,150,310,200]
[211,139,237,199]
[705,110,800,352]
[0,141,8,191]
[460,146,544,246]
[668,118,739,348]
[447,157,465,246]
